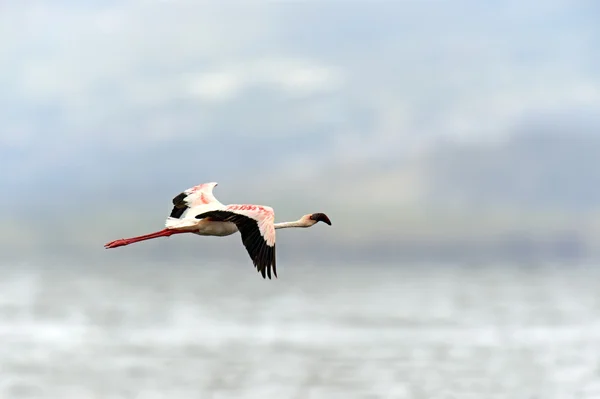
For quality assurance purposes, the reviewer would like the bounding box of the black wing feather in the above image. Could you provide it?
[170,192,189,219]
[195,210,277,279]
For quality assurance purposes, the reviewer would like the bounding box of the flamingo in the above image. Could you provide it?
[103,182,331,279]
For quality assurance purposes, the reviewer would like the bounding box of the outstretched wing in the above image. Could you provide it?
[165,182,225,229]
[195,204,277,279]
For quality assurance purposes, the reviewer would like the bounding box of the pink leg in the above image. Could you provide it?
[104,228,189,249]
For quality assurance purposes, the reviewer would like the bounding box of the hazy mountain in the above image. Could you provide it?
[417,129,600,212]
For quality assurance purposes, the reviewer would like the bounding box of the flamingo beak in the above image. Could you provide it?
[310,213,332,225]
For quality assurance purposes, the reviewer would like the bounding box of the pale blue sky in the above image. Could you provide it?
[1,0,598,207]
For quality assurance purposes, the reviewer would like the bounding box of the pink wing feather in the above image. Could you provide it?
[225,204,276,246]
[184,182,222,207]
[165,182,225,228]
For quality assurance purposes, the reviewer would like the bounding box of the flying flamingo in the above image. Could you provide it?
[104,182,331,279]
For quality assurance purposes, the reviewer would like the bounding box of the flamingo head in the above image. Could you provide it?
[308,212,332,226]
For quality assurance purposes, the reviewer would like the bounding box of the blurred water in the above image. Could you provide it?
[0,261,599,398]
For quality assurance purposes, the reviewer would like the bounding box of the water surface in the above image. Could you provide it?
[1,261,599,398]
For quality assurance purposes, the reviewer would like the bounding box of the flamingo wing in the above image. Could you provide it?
[194,205,277,279]
[165,182,225,229]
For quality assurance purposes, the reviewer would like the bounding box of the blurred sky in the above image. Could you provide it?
[1,0,600,258]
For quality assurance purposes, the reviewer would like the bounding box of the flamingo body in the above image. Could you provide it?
[104,182,331,279]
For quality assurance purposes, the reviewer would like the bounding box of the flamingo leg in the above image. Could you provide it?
[104,228,190,249]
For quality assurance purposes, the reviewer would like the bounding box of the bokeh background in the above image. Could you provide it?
[1,1,600,398]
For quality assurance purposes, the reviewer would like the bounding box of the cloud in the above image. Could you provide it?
[0,0,598,192]
[186,72,242,103]
[184,57,344,102]
[0,1,348,150]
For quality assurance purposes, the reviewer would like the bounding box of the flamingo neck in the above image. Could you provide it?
[274,220,311,229]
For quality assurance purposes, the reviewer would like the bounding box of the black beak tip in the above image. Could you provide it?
[311,213,332,226]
